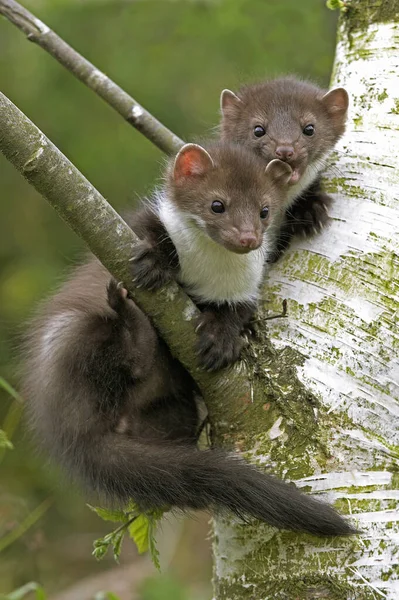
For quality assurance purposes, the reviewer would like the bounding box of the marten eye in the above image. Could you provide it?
[303,124,315,136]
[211,200,225,214]
[254,125,266,138]
[260,207,269,220]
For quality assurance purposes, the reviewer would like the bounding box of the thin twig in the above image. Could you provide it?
[0,0,184,155]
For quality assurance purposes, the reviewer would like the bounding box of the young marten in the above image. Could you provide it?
[21,142,355,538]
[219,77,349,258]
[130,141,292,371]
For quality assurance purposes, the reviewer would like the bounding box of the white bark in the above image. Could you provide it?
[212,9,399,600]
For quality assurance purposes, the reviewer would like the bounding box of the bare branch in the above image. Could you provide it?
[0,91,250,408]
[0,0,184,155]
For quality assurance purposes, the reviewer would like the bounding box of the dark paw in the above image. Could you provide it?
[107,279,128,311]
[107,279,136,320]
[130,242,173,291]
[289,193,332,238]
[242,319,258,340]
[195,314,245,371]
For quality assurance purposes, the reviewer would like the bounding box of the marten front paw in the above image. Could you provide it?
[289,192,332,238]
[130,242,174,291]
[195,313,245,371]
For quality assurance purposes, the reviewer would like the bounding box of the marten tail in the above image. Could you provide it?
[79,433,355,537]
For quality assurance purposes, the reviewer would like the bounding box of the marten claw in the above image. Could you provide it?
[107,279,136,316]
[195,322,204,333]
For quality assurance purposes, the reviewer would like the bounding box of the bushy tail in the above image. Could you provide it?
[80,433,355,537]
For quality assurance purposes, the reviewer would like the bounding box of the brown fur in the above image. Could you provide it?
[220,77,349,255]
[130,142,292,370]
[166,142,291,253]
[21,255,356,536]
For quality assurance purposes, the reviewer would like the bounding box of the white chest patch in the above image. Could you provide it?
[157,197,269,305]
[285,153,331,209]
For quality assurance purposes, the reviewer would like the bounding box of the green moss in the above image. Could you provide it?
[215,570,376,599]
[353,114,363,127]
[325,176,364,198]
[381,568,394,581]
[390,99,399,114]
[343,0,399,36]
[378,89,388,102]
[326,0,347,11]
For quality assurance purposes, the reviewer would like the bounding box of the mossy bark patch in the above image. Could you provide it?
[343,0,399,35]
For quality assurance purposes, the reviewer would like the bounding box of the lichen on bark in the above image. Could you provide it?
[344,0,399,35]
[212,4,399,598]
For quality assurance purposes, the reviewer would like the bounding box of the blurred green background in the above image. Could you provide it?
[0,0,337,597]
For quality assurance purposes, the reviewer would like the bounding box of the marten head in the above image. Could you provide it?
[220,77,348,186]
[166,142,292,254]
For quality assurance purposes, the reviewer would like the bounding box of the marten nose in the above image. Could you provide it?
[239,232,258,249]
[275,145,294,161]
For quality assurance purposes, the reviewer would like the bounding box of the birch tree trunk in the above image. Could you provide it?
[212,3,399,598]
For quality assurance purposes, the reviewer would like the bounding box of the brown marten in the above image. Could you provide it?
[219,77,349,259]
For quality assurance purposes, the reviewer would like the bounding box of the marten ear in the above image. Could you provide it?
[322,88,349,116]
[220,89,242,114]
[265,159,292,185]
[173,144,214,183]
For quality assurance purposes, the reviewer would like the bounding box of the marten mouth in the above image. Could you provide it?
[224,242,261,254]
[230,246,256,255]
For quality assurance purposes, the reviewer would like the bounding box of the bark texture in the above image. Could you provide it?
[0,91,251,413]
[211,4,399,599]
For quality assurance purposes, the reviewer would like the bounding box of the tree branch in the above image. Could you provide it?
[0,0,184,156]
[0,91,250,410]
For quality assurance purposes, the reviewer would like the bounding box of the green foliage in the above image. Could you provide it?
[0,377,23,402]
[0,582,46,600]
[326,0,348,10]
[89,503,164,570]
[93,593,121,600]
[139,574,191,600]
[0,377,23,467]
[0,429,13,450]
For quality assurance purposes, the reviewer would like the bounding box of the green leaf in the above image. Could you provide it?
[0,429,13,450]
[92,533,114,561]
[148,517,161,572]
[93,593,121,600]
[91,502,164,567]
[128,514,149,554]
[0,582,46,600]
[87,504,128,523]
[92,541,109,561]
[112,529,125,562]
[93,528,127,562]
[0,377,23,403]
[128,512,161,570]
[326,0,346,10]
